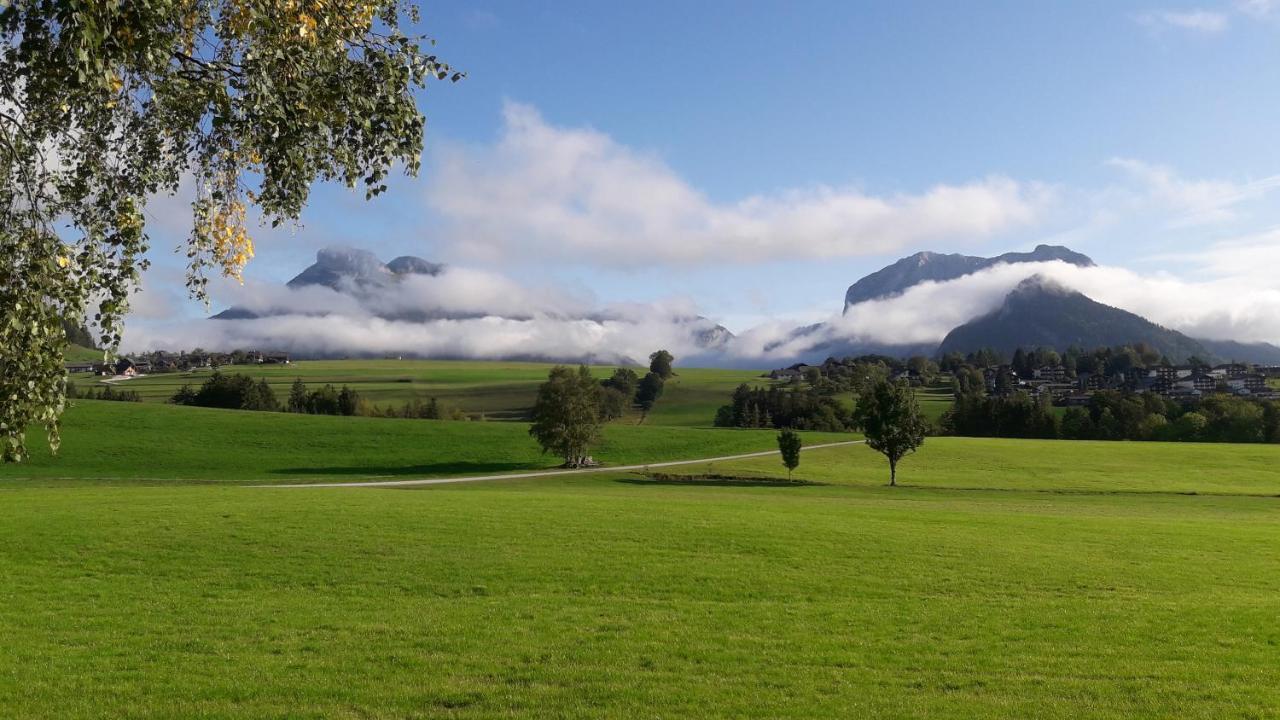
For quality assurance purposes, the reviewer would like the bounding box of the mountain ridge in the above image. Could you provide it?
[936,276,1211,362]
[843,244,1095,310]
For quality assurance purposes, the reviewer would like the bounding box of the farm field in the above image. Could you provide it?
[1,409,1278,718]
[0,401,850,484]
[710,435,1280,495]
[75,360,782,425]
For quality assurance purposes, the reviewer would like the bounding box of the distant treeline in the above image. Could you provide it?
[171,373,284,412]
[940,343,1211,378]
[167,373,477,421]
[714,384,854,432]
[170,373,398,418]
[67,381,140,403]
[944,390,1280,444]
[788,354,939,393]
[62,319,98,350]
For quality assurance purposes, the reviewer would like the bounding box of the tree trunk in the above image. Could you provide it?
[889,458,897,486]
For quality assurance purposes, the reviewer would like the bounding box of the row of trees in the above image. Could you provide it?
[714,384,854,432]
[171,373,281,412]
[940,343,1211,379]
[170,373,473,421]
[66,382,140,403]
[785,354,934,395]
[285,380,363,416]
[529,351,677,466]
[943,390,1280,444]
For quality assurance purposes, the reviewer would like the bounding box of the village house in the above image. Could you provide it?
[1210,363,1250,379]
[1076,372,1105,392]
[113,358,138,377]
[1165,386,1202,401]
[1226,374,1267,394]
[1033,365,1068,382]
[1175,373,1218,393]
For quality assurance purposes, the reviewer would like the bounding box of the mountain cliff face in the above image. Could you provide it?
[284,247,444,292]
[937,276,1210,362]
[843,244,1095,310]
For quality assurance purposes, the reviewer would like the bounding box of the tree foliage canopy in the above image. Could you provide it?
[648,350,674,379]
[1,0,458,460]
[529,365,603,467]
[852,380,928,486]
[776,428,801,480]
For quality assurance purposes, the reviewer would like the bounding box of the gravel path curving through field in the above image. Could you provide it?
[267,440,865,489]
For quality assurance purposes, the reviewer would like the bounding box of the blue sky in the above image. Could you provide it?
[137,0,1280,343]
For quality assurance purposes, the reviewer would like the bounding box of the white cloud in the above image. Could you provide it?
[122,258,732,364]
[427,102,1048,267]
[1138,9,1230,33]
[1151,227,1280,284]
[731,259,1280,360]
[1236,0,1278,18]
[1106,157,1280,226]
[124,249,1280,365]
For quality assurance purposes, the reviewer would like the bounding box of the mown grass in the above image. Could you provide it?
[4,392,1278,718]
[0,400,849,485]
[708,435,1280,495]
[2,457,1278,717]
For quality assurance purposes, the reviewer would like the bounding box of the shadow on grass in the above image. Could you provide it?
[618,474,824,488]
[269,461,537,477]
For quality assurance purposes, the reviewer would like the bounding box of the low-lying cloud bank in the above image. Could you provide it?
[123,261,734,366]
[732,259,1280,361]
[124,255,1280,366]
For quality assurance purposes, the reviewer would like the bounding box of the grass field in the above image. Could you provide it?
[4,396,1278,718]
[75,359,962,430]
[0,401,850,484]
[709,435,1280,495]
[76,360,778,426]
[63,343,103,362]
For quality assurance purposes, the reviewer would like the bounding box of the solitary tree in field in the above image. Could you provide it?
[852,380,928,486]
[0,1,460,461]
[648,350,675,379]
[529,366,603,467]
[777,429,802,481]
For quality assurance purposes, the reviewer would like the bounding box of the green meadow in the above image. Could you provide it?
[78,360,775,425]
[3,390,1279,718]
[2,401,848,485]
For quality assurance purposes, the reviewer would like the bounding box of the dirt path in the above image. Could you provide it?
[267,440,865,489]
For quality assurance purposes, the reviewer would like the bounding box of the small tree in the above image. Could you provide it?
[777,429,802,480]
[529,365,603,467]
[602,368,640,397]
[337,385,361,416]
[649,350,675,379]
[852,380,928,486]
[635,372,666,418]
[287,379,308,413]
